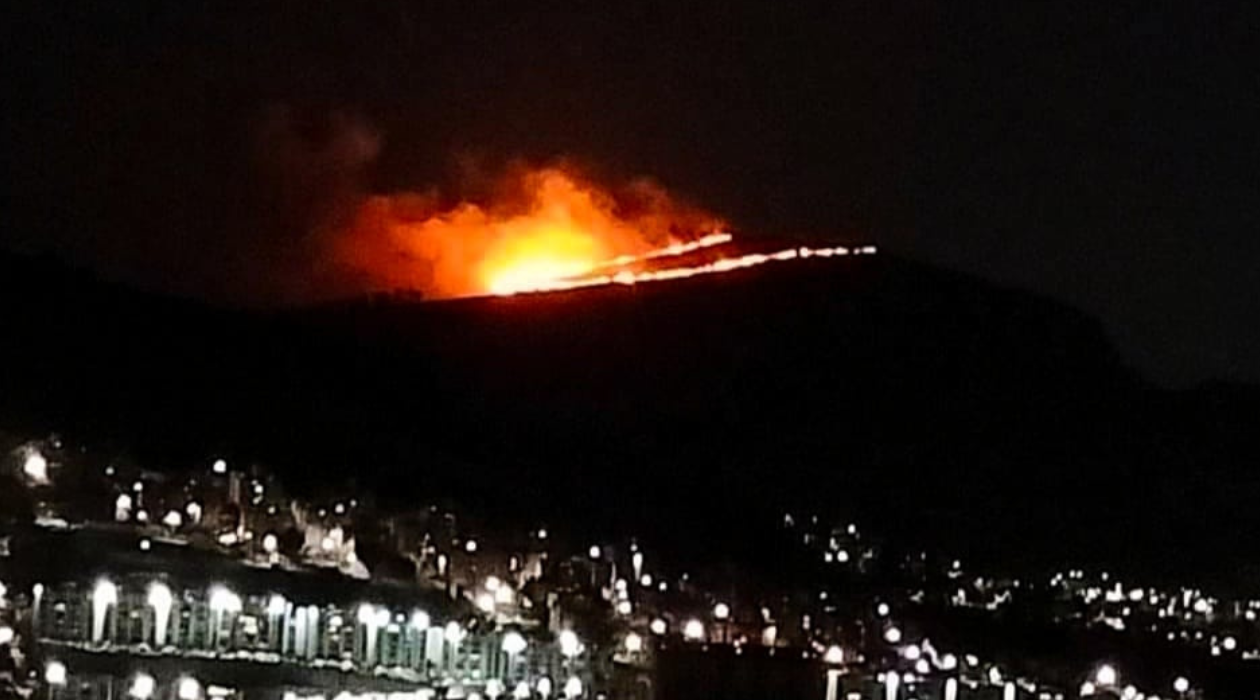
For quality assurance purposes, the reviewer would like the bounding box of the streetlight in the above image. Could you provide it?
[1095,664,1118,687]
[1173,677,1190,695]
[624,632,643,654]
[502,631,528,655]
[649,618,667,635]
[588,545,601,560]
[44,661,67,686]
[177,676,200,700]
[147,582,173,647]
[92,579,118,644]
[683,619,705,642]
[713,603,730,620]
[823,645,844,664]
[882,626,901,644]
[129,673,156,700]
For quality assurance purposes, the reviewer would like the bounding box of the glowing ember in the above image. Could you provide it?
[338,165,873,299]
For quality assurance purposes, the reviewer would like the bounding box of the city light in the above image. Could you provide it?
[476,592,496,613]
[683,619,705,641]
[0,626,12,645]
[262,533,279,554]
[513,682,530,700]
[212,459,227,474]
[713,602,731,620]
[267,594,287,617]
[465,539,478,553]
[944,678,958,700]
[411,609,430,630]
[588,545,601,559]
[650,618,668,635]
[1080,681,1097,696]
[563,676,582,699]
[23,450,49,484]
[823,645,844,664]
[445,621,466,645]
[536,677,553,699]
[559,629,582,657]
[45,661,67,686]
[1095,664,1118,687]
[177,676,201,700]
[882,626,902,644]
[129,673,156,700]
[624,632,644,653]
[209,586,242,613]
[1173,677,1190,694]
[502,631,528,655]
[876,603,890,617]
[163,510,183,528]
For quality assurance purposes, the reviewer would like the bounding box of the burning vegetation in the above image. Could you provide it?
[334,165,872,300]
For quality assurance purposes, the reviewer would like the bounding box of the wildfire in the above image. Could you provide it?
[337,165,874,299]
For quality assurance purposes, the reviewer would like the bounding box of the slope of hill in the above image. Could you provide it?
[1,249,1256,582]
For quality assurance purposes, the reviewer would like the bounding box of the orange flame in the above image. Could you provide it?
[335,165,876,299]
[338,167,725,298]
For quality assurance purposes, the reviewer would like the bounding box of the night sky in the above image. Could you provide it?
[4,1,1256,385]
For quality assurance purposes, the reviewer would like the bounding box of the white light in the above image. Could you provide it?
[624,632,643,653]
[823,645,844,664]
[650,618,667,635]
[640,574,653,587]
[130,673,156,700]
[476,592,496,613]
[208,586,241,613]
[559,629,582,657]
[632,551,644,573]
[588,545,601,559]
[1173,677,1190,693]
[883,626,902,644]
[988,666,1003,685]
[411,610,430,630]
[944,678,958,700]
[1004,682,1017,700]
[163,510,183,528]
[902,644,921,661]
[495,585,514,605]
[262,533,279,554]
[536,677,553,699]
[1095,664,1118,687]
[883,671,899,700]
[139,539,151,551]
[186,502,202,522]
[1080,681,1097,696]
[267,594,286,617]
[1122,686,1138,700]
[135,509,149,523]
[915,658,931,675]
[563,676,582,699]
[212,459,227,474]
[713,602,731,620]
[485,680,505,700]
[178,676,200,700]
[465,539,478,553]
[23,451,49,483]
[876,602,890,617]
[502,631,528,655]
[1222,636,1237,651]
[321,536,336,552]
[147,581,172,610]
[115,494,134,521]
[513,682,531,700]
[485,576,502,592]
[616,600,632,615]
[444,621,465,644]
[94,579,119,608]
[683,619,705,641]
[45,661,67,686]
[835,550,850,563]
[537,528,548,540]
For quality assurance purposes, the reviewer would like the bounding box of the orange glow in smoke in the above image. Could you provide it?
[337,166,874,299]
